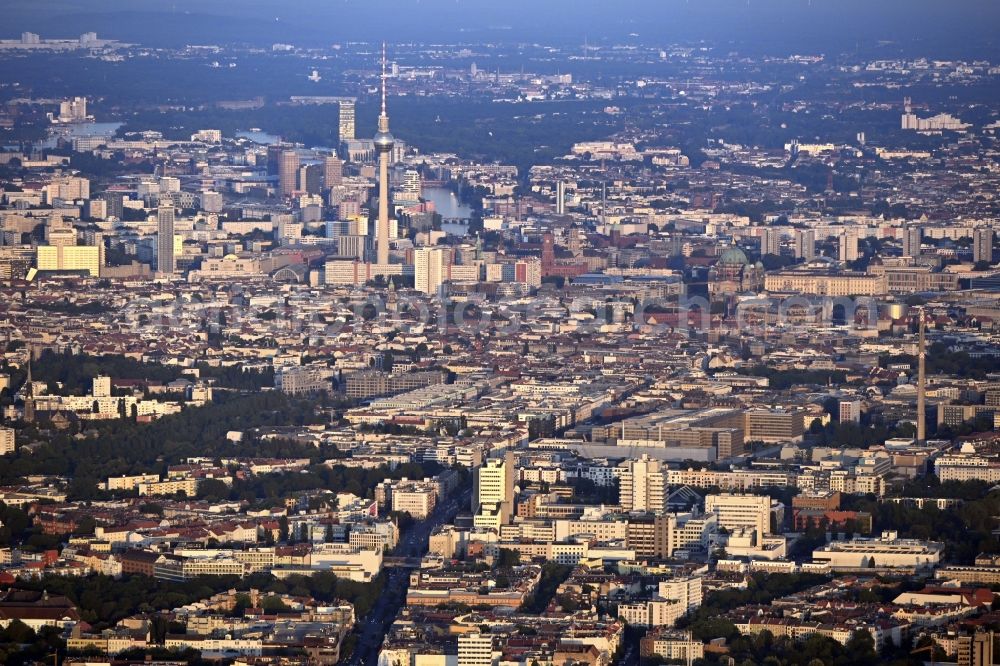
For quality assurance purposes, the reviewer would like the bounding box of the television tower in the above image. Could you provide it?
[917,307,926,441]
[373,43,394,266]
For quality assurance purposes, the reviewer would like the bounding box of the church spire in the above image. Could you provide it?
[23,347,35,423]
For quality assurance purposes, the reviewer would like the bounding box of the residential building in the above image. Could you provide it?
[415,247,448,295]
[157,204,175,275]
[0,428,13,455]
[794,229,815,260]
[974,228,993,265]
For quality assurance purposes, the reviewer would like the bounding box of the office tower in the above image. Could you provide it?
[323,155,343,189]
[336,235,372,261]
[839,229,859,262]
[373,45,394,266]
[298,163,322,196]
[917,309,926,441]
[705,493,772,537]
[794,229,816,260]
[472,452,514,527]
[974,228,994,264]
[555,181,566,215]
[415,247,447,295]
[902,225,922,258]
[157,205,176,275]
[761,227,781,257]
[266,144,285,175]
[278,150,299,198]
[339,100,356,142]
[619,456,668,513]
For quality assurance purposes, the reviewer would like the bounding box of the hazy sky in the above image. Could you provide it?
[3,0,1000,56]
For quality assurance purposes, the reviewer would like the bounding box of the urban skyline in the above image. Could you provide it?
[1,4,1000,666]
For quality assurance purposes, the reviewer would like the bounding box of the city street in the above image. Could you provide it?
[343,488,471,666]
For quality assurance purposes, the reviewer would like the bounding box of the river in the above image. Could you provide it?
[423,186,474,235]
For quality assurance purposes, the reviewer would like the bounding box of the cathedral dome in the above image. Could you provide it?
[718,245,750,266]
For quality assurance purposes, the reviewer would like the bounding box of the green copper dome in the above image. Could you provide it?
[718,245,749,265]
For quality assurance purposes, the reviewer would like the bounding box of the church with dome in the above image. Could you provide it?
[708,243,765,300]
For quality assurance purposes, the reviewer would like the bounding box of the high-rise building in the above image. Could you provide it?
[974,228,994,265]
[373,45,394,266]
[323,155,343,189]
[157,205,176,275]
[472,452,515,529]
[917,309,926,441]
[93,376,111,398]
[839,229,860,262]
[956,631,993,666]
[794,229,816,260]
[200,191,224,213]
[760,228,781,257]
[402,169,422,200]
[555,181,566,215]
[902,226,922,258]
[705,493,772,537]
[839,400,862,424]
[339,100,356,142]
[0,427,14,455]
[619,456,668,513]
[279,150,300,198]
[101,191,125,220]
[415,247,448,295]
[58,97,88,122]
[658,576,704,613]
[298,163,323,196]
[266,144,285,175]
[514,258,542,288]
